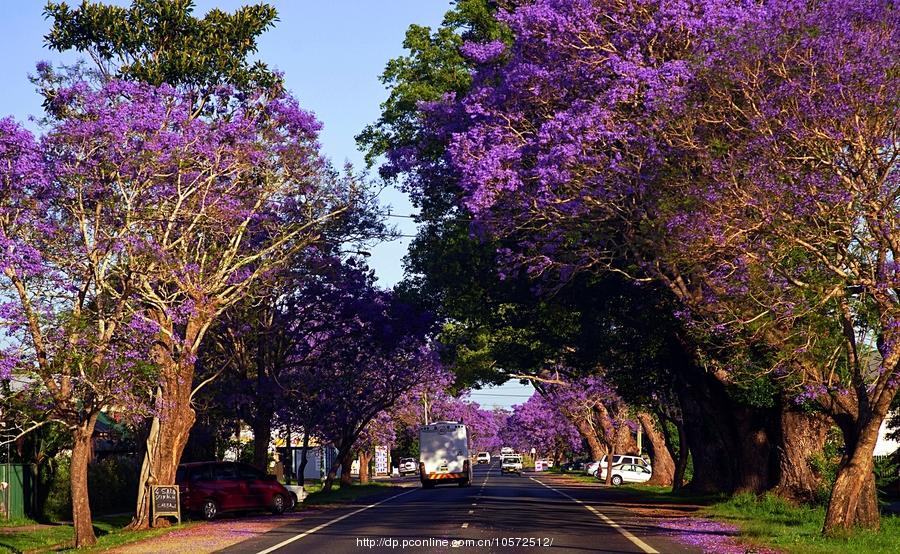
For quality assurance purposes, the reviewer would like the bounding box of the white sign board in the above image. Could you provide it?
[375,446,389,476]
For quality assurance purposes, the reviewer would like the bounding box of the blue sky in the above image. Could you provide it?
[0,0,534,409]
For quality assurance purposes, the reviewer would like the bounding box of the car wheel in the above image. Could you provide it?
[611,475,623,486]
[202,498,218,520]
[271,493,287,515]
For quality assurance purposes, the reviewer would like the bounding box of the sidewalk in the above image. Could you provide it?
[106,513,303,554]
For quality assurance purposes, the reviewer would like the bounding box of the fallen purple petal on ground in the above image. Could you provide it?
[657,518,780,553]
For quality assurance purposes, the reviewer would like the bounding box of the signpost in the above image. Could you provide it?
[150,485,181,526]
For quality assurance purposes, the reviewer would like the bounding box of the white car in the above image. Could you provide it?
[598,463,653,486]
[398,457,417,476]
[501,455,523,474]
[589,455,650,476]
[476,452,491,464]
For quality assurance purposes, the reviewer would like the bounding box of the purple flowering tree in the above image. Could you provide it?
[396,0,845,504]
[277,258,439,491]
[0,117,160,546]
[25,72,356,528]
[431,393,505,454]
[540,373,637,484]
[354,411,397,484]
[662,0,900,533]
[501,394,582,464]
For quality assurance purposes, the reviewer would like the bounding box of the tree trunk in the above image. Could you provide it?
[615,419,638,454]
[823,413,884,534]
[70,414,99,547]
[339,449,354,487]
[732,405,772,494]
[129,360,196,529]
[358,450,372,485]
[677,367,741,494]
[298,433,310,487]
[323,453,338,492]
[638,412,675,486]
[570,416,606,460]
[673,419,689,492]
[773,408,830,503]
[251,409,273,472]
[129,309,213,530]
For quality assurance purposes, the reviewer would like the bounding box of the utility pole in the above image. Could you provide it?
[423,391,430,425]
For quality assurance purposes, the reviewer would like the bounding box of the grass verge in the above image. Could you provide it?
[0,514,198,553]
[301,482,395,506]
[707,493,900,554]
[556,474,900,553]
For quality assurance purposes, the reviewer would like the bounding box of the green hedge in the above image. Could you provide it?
[44,456,141,520]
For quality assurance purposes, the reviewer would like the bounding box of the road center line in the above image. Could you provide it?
[254,489,418,554]
[529,477,659,554]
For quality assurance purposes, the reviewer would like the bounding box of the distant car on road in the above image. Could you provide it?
[476,452,491,464]
[176,461,294,520]
[501,454,523,474]
[597,463,653,486]
[398,457,417,476]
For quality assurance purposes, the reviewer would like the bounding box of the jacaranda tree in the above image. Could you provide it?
[0,115,159,546]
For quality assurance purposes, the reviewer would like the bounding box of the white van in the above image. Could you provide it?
[419,421,472,488]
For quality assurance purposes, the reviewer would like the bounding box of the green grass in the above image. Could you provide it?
[0,514,198,553]
[617,483,726,505]
[555,473,900,553]
[301,482,395,506]
[0,517,41,529]
[707,493,900,554]
[0,523,73,553]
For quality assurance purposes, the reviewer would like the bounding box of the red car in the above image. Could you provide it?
[176,461,294,520]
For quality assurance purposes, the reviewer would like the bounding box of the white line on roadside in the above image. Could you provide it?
[253,489,418,554]
[461,523,469,528]
[529,477,659,554]
[468,510,474,514]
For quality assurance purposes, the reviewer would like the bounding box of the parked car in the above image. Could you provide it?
[588,455,650,476]
[176,461,294,520]
[597,463,653,486]
[398,457,418,476]
[476,452,491,464]
[560,460,586,472]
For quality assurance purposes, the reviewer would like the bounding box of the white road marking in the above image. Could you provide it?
[253,489,418,554]
[529,477,659,554]
[468,510,474,514]
[461,523,469,528]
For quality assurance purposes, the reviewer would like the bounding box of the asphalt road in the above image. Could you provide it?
[219,463,699,554]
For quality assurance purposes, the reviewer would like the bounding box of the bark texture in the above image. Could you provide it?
[824,413,885,534]
[638,412,675,486]
[773,408,830,503]
[71,415,99,547]
[358,450,372,484]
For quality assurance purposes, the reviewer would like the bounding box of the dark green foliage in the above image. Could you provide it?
[44,0,281,92]
[42,456,141,520]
